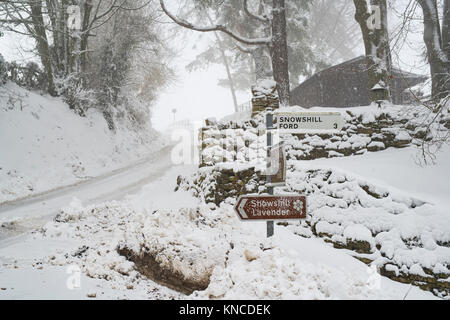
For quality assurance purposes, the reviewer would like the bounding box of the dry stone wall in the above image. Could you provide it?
[176,165,450,298]
[199,107,439,167]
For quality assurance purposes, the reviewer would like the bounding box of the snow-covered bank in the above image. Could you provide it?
[0,82,167,204]
[0,166,195,299]
[0,143,175,240]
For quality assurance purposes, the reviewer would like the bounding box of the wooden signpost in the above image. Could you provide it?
[233,108,344,238]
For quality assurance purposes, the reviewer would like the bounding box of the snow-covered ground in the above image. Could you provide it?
[0,82,167,204]
[0,92,448,300]
[0,166,193,300]
[1,145,446,299]
[308,146,450,207]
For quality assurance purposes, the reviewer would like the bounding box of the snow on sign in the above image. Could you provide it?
[276,112,344,132]
[234,195,307,221]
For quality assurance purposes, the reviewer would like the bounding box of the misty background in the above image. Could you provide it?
[0,0,432,130]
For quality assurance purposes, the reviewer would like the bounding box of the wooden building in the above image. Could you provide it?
[290,56,428,108]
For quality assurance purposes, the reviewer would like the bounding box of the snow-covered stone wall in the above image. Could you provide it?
[198,105,442,167]
[176,164,450,297]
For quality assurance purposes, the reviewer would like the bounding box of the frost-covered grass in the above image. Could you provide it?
[0,82,166,203]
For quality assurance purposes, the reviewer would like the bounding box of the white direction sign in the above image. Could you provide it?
[276,112,345,132]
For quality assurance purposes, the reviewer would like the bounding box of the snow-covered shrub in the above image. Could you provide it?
[57,73,97,117]
[22,62,45,90]
[117,93,151,130]
[0,54,8,85]
[2,60,46,91]
[7,61,19,83]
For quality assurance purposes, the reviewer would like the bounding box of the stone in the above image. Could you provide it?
[251,79,280,116]
[367,141,385,152]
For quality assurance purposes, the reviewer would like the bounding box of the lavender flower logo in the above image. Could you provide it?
[293,200,303,212]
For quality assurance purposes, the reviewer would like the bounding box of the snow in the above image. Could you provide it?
[343,224,375,246]
[371,81,387,91]
[180,142,450,294]
[0,93,448,300]
[252,79,278,98]
[0,166,197,300]
[194,227,435,300]
[0,155,441,300]
[309,145,450,206]
[0,144,175,237]
[395,131,412,141]
[367,141,385,150]
[0,82,167,204]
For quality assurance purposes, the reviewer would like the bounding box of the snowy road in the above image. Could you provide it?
[0,145,175,241]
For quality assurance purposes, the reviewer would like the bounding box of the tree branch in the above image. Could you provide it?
[243,0,269,23]
[159,0,270,46]
[234,42,257,54]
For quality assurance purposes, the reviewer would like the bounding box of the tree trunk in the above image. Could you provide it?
[417,0,449,101]
[45,0,61,74]
[252,1,272,82]
[205,12,239,113]
[353,0,392,102]
[444,0,449,59]
[29,0,56,95]
[60,0,70,75]
[215,32,239,113]
[80,0,93,74]
[270,0,290,106]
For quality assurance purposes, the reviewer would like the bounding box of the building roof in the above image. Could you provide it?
[290,56,428,108]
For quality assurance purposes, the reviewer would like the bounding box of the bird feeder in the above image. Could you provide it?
[371,81,388,108]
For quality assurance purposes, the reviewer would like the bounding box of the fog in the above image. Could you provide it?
[0,0,431,131]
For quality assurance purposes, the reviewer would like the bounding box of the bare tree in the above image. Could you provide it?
[0,0,149,95]
[29,0,57,95]
[159,0,291,106]
[309,0,361,63]
[385,0,449,164]
[204,10,239,112]
[416,0,449,101]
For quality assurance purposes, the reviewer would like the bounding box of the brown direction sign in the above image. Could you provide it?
[234,195,307,221]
